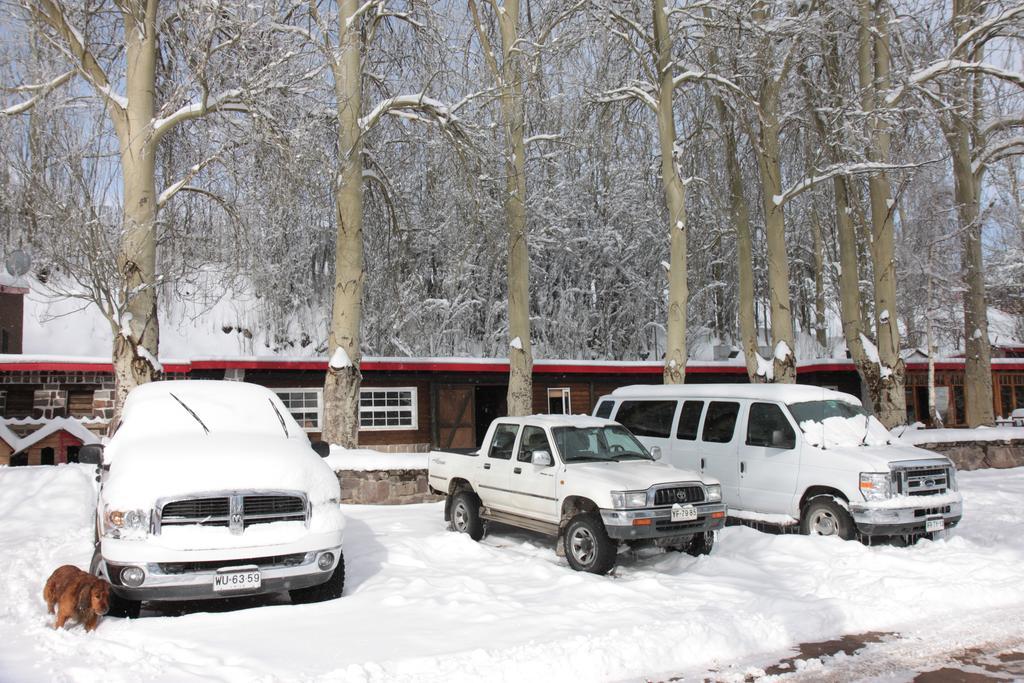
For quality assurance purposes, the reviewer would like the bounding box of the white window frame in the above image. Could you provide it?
[359,387,419,432]
[274,388,323,432]
[547,387,571,415]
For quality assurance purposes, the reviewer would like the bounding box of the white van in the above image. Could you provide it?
[593,384,962,541]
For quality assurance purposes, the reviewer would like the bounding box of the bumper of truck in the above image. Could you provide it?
[600,503,728,541]
[850,499,963,537]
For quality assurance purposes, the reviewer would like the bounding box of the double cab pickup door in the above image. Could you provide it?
[481,424,559,521]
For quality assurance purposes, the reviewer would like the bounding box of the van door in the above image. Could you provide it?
[698,401,742,504]
[740,402,800,514]
[479,422,519,511]
[669,399,706,471]
[509,425,559,521]
[611,399,678,458]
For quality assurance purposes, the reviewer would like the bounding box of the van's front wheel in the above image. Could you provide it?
[801,496,855,540]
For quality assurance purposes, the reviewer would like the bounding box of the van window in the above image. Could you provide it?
[489,423,520,460]
[615,400,677,439]
[702,402,739,443]
[594,400,614,419]
[746,403,796,449]
[676,400,704,440]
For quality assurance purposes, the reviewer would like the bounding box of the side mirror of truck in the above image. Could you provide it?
[311,441,331,458]
[649,445,662,461]
[531,450,553,467]
[79,444,104,465]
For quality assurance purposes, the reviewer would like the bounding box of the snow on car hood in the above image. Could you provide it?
[102,432,341,509]
[813,441,953,472]
[564,459,716,496]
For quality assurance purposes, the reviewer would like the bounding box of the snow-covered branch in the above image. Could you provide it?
[775,160,940,207]
[157,153,223,209]
[973,136,1024,172]
[888,60,1024,105]
[949,5,1024,58]
[0,69,74,115]
[672,68,747,100]
[152,88,244,141]
[358,93,459,133]
[594,83,658,112]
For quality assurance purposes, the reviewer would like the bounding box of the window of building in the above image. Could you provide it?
[274,389,322,431]
[359,387,418,431]
[547,388,571,414]
[615,400,677,439]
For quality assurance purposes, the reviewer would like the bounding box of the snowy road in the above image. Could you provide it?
[1,465,1023,683]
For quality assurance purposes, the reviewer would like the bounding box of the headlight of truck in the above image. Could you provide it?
[859,472,892,501]
[104,506,150,539]
[705,484,722,503]
[610,491,648,509]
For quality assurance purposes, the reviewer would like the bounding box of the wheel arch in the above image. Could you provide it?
[444,479,476,521]
[799,486,849,513]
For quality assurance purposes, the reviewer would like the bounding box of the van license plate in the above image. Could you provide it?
[213,567,261,592]
[925,517,944,533]
[671,504,697,522]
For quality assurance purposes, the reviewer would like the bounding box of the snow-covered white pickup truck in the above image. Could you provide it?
[80,381,345,617]
[595,384,963,543]
[428,415,727,574]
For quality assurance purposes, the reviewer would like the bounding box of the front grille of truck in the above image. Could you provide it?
[653,485,705,506]
[156,491,309,535]
[913,505,952,518]
[157,552,308,575]
[894,465,951,496]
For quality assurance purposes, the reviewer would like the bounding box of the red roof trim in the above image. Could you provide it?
[1,357,1022,374]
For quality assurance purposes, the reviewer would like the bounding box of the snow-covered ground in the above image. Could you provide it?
[2,465,1024,682]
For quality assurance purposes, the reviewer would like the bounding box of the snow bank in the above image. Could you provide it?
[896,425,1024,445]
[325,447,429,471]
[1,465,1024,682]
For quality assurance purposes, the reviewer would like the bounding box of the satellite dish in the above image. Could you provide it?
[5,250,31,277]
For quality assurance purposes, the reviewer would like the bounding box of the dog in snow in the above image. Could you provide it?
[43,565,110,632]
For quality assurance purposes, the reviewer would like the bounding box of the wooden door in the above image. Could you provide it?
[437,385,476,450]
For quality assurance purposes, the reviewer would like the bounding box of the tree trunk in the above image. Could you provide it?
[858,0,906,428]
[810,205,827,350]
[495,0,534,416]
[755,88,796,383]
[652,0,687,385]
[111,3,161,427]
[322,0,366,446]
[952,0,994,427]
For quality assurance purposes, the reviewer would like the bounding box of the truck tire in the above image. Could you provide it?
[450,491,484,541]
[672,530,715,556]
[564,513,617,574]
[290,551,345,604]
[800,496,855,540]
[91,549,141,619]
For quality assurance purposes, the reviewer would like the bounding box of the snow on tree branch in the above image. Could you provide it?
[775,160,941,207]
[0,69,74,115]
[152,88,245,141]
[888,60,1024,105]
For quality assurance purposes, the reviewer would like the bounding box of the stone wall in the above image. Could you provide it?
[917,440,1024,471]
[337,469,442,505]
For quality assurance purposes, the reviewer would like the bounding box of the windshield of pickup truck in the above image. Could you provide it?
[552,425,653,462]
[787,399,891,448]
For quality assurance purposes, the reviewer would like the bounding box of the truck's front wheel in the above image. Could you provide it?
[450,491,484,541]
[800,496,855,540]
[564,513,617,574]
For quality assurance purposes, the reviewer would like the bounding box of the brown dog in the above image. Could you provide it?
[43,565,110,632]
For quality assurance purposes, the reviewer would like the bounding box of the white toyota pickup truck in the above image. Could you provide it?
[80,380,346,617]
[428,415,727,574]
